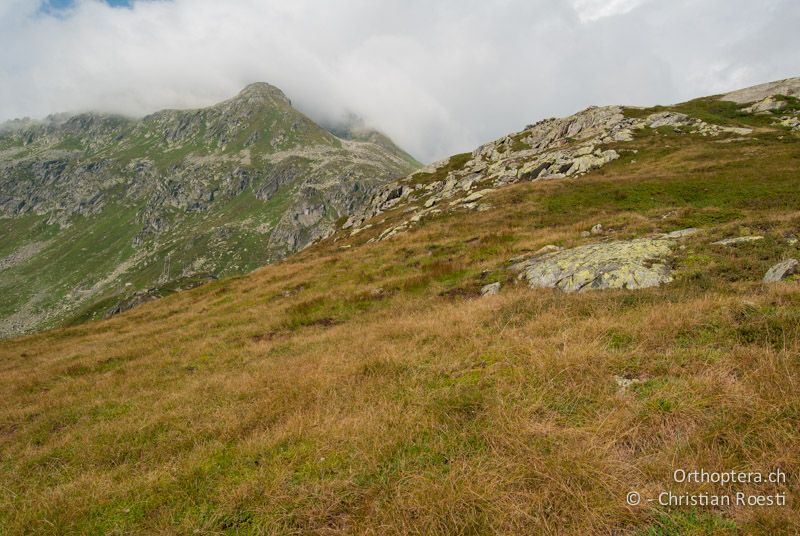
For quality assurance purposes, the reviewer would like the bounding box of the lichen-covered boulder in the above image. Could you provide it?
[515,238,675,292]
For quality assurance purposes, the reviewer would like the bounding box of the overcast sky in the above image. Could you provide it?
[1,0,798,162]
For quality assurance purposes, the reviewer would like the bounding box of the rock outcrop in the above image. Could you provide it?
[721,77,800,104]
[341,105,755,243]
[512,237,677,292]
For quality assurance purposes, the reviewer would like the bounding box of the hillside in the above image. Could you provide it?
[0,83,419,337]
[1,78,800,534]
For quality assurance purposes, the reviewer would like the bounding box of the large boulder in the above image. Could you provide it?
[514,238,675,292]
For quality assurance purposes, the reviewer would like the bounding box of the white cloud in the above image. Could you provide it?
[572,0,650,22]
[0,0,798,162]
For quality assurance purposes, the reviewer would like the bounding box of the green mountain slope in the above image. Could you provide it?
[1,78,800,533]
[0,83,420,337]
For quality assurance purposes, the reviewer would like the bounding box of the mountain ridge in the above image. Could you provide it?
[0,82,420,337]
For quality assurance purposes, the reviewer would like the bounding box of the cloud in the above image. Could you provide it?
[572,0,650,22]
[0,0,798,162]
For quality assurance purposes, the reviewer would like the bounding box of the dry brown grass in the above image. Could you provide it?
[1,126,800,534]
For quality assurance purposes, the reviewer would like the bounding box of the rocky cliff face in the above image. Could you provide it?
[0,83,419,337]
[340,105,754,241]
[332,77,800,292]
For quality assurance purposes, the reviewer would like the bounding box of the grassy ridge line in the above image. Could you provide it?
[0,103,799,533]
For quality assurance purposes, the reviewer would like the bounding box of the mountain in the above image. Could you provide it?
[1,78,800,534]
[0,83,420,337]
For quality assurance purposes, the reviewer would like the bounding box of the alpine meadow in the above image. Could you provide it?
[1,2,800,535]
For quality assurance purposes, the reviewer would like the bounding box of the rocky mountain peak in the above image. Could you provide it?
[0,81,420,337]
[231,82,292,107]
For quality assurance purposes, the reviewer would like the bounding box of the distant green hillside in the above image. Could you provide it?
[0,83,420,337]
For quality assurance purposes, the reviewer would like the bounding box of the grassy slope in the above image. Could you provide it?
[0,105,799,534]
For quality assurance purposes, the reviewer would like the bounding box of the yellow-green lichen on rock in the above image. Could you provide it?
[516,238,676,292]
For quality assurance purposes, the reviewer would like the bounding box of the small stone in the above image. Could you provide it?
[661,228,698,239]
[590,223,604,235]
[480,282,501,297]
[463,191,485,203]
[614,375,642,393]
[763,259,799,283]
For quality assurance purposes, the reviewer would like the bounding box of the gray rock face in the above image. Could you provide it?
[763,259,799,283]
[514,238,676,292]
[721,77,800,104]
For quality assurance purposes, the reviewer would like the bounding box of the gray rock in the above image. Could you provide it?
[648,112,692,128]
[711,236,764,246]
[480,282,501,297]
[462,191,484,203]
[763,259,799,283]
[661,228,698,239]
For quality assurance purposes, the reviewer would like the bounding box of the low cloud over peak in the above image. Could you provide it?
[1,0,798,162]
